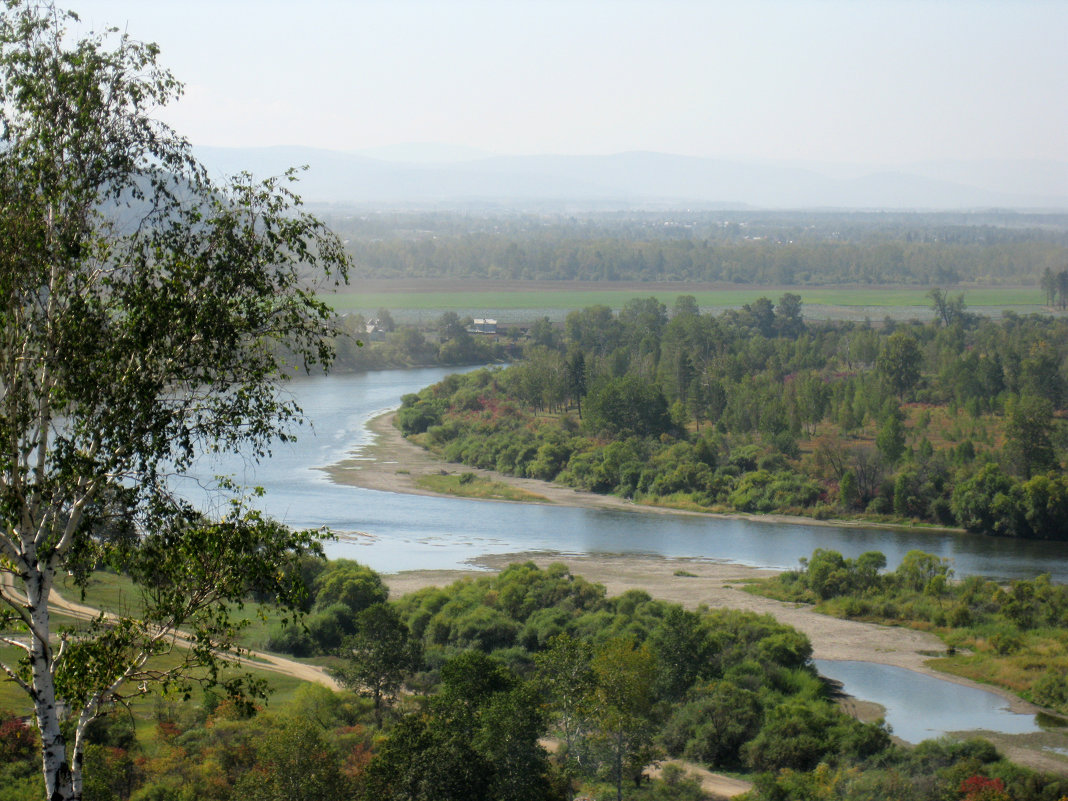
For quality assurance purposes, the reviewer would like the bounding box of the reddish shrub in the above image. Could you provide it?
[0,714,37,762]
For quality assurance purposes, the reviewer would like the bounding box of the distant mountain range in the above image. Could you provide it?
[194,145,1068,210]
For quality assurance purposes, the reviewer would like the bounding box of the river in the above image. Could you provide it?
[181,365,1068,742]
[180,365,1068,580]
[814,660,1048,744]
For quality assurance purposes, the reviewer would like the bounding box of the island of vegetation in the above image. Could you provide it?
[396,293,1068,540]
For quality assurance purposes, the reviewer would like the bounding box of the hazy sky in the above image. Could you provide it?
[73,0,1066,165]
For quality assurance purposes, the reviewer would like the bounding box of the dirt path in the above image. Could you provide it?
[649,761,752,799]
[542,736,751,798]
[50,586,341,690]
[0,571,340,691]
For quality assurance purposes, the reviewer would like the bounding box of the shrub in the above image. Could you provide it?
[988,630,1022,655]
[396,397,444,435]
[728,470,820,513]
[949,603,973,627]
[0,714,36,763]
[266,622,317,657]
[662,683,762,769]
[1031,669,1068,711]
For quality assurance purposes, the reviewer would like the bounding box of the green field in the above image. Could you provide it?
[326,285,1048,319]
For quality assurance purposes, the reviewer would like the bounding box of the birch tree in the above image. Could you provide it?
[0,3,349,798]
[591,639,659,801]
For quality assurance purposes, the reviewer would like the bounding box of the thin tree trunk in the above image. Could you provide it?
[615,730,623,801]
[27,564,77,800]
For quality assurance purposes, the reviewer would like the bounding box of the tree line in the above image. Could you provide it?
[398,295,1068,539]
[330,210,1068,285]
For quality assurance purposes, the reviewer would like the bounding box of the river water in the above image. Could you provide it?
[815,660,1048,744]
[182,365,1068,580]
[180,366,1068,741]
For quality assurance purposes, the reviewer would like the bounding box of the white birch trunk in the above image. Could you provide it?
[26,561,77,800]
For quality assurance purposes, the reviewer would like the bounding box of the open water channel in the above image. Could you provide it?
[181,365,1068,743]
[183,365,1068,581]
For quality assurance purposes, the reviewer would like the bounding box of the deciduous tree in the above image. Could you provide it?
[1005,394,1056,478]
[362,652,556,801]
[333,602,421,727]
[534,633,595,764]
[876,331,922,398]
[590,638,659,801]
[0,3,348,798]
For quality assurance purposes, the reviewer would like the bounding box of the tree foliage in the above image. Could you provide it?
[0,3,348,798]
[877,331,923,397]
[584,374,673,439]
[332,602,421,727]
[362,651,558,801]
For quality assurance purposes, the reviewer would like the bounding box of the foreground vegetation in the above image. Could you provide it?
[397,294,1068,539]
[5,559,1068,801]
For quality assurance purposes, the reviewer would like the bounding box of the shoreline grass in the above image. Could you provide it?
[415,472,551,503]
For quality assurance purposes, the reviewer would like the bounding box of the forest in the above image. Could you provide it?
[395,294,1068,540]
[328,210,1068,285]
[4,558,1068,801]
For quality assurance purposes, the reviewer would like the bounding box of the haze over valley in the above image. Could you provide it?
[196,145,1068,210]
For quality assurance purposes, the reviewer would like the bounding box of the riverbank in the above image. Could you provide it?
[328,411,962,535]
